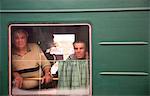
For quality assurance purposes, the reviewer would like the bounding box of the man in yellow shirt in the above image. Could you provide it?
[12,29,52,89]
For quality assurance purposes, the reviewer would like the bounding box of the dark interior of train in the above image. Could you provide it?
[11,25,89,52]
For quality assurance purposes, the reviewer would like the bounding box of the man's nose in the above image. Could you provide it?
[18,38,23,42]
[77,49,80,52]
[18,39,22,42]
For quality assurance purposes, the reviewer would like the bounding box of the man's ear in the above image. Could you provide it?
[85,51,88,59]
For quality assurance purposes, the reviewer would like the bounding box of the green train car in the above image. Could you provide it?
[0,0,150,96]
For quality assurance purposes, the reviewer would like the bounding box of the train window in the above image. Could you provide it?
[9,23,92,96]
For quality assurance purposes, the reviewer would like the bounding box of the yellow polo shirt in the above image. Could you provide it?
[12,43,51,89]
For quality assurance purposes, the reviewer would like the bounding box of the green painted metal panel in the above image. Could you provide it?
[0,1,2,94]
[148,2,150,94]
[0,0,150,96]
[0,10,149,95]
[1,0,149,10]
[91,11,149,96]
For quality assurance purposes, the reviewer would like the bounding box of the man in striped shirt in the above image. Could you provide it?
[12,29,52,89]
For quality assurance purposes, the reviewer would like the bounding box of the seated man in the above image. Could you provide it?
[58,40,89,89]
[67,40,88,60]
[12,29,52,89]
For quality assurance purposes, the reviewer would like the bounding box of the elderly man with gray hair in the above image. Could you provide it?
[12,29,52,89]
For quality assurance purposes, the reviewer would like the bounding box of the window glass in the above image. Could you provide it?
[9,23,92,96]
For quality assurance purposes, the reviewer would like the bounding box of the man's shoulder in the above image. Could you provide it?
[28,43,39,47]
[28,43,40,50]
[67,54,76,60]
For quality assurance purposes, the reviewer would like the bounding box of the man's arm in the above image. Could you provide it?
[41,66,52,84]
[35,43,53,84]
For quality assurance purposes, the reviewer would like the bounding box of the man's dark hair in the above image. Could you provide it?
[73,40,87,50]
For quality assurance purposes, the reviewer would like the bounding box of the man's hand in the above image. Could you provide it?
[41,73,53,84]
[14,72,23,88]
[42,66,52,84]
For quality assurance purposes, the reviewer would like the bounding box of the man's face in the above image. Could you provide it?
[74,42,86,59]
[13,32,27,50]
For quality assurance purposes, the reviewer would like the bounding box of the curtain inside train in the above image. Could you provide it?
[58,60,89,89]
